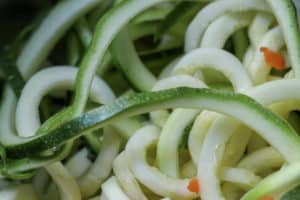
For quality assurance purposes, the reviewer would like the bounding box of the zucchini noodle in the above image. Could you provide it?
[248,13,274,48]
[0,0,300,200]
[185,0,270,51]
[247,26,284,84]
[15,66,115,137]
[201,12,254,48]
[113,152,148,200]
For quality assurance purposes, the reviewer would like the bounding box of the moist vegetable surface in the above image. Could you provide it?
[0,0,300,200]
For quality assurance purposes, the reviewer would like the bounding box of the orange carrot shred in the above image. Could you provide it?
[187,178,200,193]
[261,195,274,200]
[260,47,286,71]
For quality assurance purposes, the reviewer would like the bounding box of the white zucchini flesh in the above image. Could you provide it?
[46,162,81,200]
[198,117,241,200]
[185,0,271,51]
[16,66,115,137]
[197,79,300,200]
[201,12,254,48]
[150,75,207,128]
[188,111,220,164]
[156,76,207,178]
[111,27,157,91]
[101,176,130,200]
[220,167,262,190]
[17,0,103,79]
[267,0,300,79]
[247,26,284,84]
[157,47,252,178]
[2,0,300,199]
[243,46,255,69]
[0,88,17,142]
[222,126,253,167]
[0,0,105,150]
[152,75,207,91]
[14,66,114,200]
[172,48,253,92]
[78,127,122,198]
[248,12,274,48]
[238,147,284,174]
[125,125,197,199]
[242,162,300,200]
[7,86,300,166]
[113,152,148,200]
[157,108,200,177]
[65,148,91,179]
[72,0,176,114]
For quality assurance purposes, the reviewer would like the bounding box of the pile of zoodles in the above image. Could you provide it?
[1,0,300,199]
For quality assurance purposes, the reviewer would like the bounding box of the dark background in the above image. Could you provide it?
[0,0,299,49]
[0,0,58,47]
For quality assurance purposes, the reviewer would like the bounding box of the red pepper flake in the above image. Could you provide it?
[187,178,200,193]
[261,195,274,200]
[260,47,286,71]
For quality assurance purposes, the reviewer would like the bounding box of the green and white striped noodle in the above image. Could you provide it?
[197,79,300,200]
[1,0,300,199]
[157,48,252,177]
[150,75,206,128]
[15,66,116,199]
[0,1,108,198]
[15,66,115,137]
[72,0,176,114]
[242,162,300,200]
